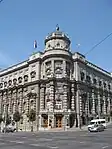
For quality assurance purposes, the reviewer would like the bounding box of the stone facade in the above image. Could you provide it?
[0,27,112,131]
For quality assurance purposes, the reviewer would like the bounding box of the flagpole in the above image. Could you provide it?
[32,40,38,55]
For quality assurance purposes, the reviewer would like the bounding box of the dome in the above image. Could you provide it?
[44,26,71,45]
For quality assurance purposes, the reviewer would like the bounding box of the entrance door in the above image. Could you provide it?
[56,116,62,128]
[43,118,48,127]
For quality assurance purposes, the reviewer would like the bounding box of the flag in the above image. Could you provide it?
[34,40,37,49]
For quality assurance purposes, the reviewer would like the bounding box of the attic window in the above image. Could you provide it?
[48,44,51,48]
[57,42,60,47]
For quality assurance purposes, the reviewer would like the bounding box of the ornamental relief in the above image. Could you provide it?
[54,61,63,78]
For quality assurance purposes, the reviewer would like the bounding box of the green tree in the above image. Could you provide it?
[0,115,3,132]
[28,109,36,132]
[13,111,21,132]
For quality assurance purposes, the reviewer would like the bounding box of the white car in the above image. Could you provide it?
[88,119,106,129]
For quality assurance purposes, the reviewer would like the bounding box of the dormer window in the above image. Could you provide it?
[8,80,12,86]
[24,75,28,82]
[13,78,17,86]
[48,44,51,48]
[4,81,7,87]
[0,83,3,88]
[18,77,22,83]
[30,71,36,78]
[57,42,60,47]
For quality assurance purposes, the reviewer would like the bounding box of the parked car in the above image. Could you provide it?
[88,124,105,132]
[2,125,16,133]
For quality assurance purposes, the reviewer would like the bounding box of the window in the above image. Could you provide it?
[104,82,106,88]
[8,80,12,86]
[24,75,28,82]
[99,81,102,87]
[108,84,111,90]
[18,77,22,83]
[13,78,17,86]
[57,42,60,47]
[86,75,91,83]
[30,71,36,78]
[55,102,62,110]
[4,81,7,87]
[0,83,3,88]
[93,78,97,85]
[80,72,85,81]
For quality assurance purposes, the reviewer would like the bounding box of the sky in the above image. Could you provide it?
[0,0,112,72]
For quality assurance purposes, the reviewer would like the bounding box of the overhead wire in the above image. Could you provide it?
[84,32,112,56]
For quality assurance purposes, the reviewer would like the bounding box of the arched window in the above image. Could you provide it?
[86,75,91,83]
[80,72,85,81]
[93,78,97,85]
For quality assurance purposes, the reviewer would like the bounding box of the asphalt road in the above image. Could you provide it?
[0,125,112,149]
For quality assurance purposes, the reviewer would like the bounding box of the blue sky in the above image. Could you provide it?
[0,0,112,71]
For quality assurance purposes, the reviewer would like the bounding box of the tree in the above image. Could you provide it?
[0,115,3,132]
[13,111,21,132]
[28,109,36,132]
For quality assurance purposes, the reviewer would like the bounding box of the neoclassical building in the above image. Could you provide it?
[0,27,112,131]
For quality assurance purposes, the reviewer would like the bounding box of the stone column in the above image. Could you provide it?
[103,93,106,115]
[36,61,41,80]
[0,92,3,114]
[8,91,12,115]
[71,84,75,111]
[98,91,101,118]
[18,89,23,114]
[63,84,68,111]
[87,92,90,115]
[107,94,111,115]
[40,84,45,111]
[63,60,67,77]
[49,82,54,112]
[92,90,95,114]
[76,89,81,127]
[51,60,54,74]
[13,90,17,113]
[35,84,40,130]
[26,95,29,114]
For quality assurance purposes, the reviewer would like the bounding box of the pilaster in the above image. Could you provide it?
[98,91,101,118]
[63,84,68,111]
[103,93,106,115]
[92,90,95,114]
[71,84,75,111]
[40,84,45,111]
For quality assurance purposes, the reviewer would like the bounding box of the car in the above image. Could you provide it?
[88,124,105,132]
[2,125,16,133]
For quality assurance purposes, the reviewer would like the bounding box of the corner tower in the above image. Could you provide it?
[44,26,71,52]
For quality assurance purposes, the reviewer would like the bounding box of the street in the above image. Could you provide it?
[0,125,112,149]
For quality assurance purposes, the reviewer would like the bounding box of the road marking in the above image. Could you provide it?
[22,136,27,138]
[102,146,109,149]
[9,140,24,144]
[48,146,59,149]
[30,144,41,147]
[16,141,24,144]
[38,138,53,141]
[0,143,5,145]
[9,140,17,143]
[80,141,85,144]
